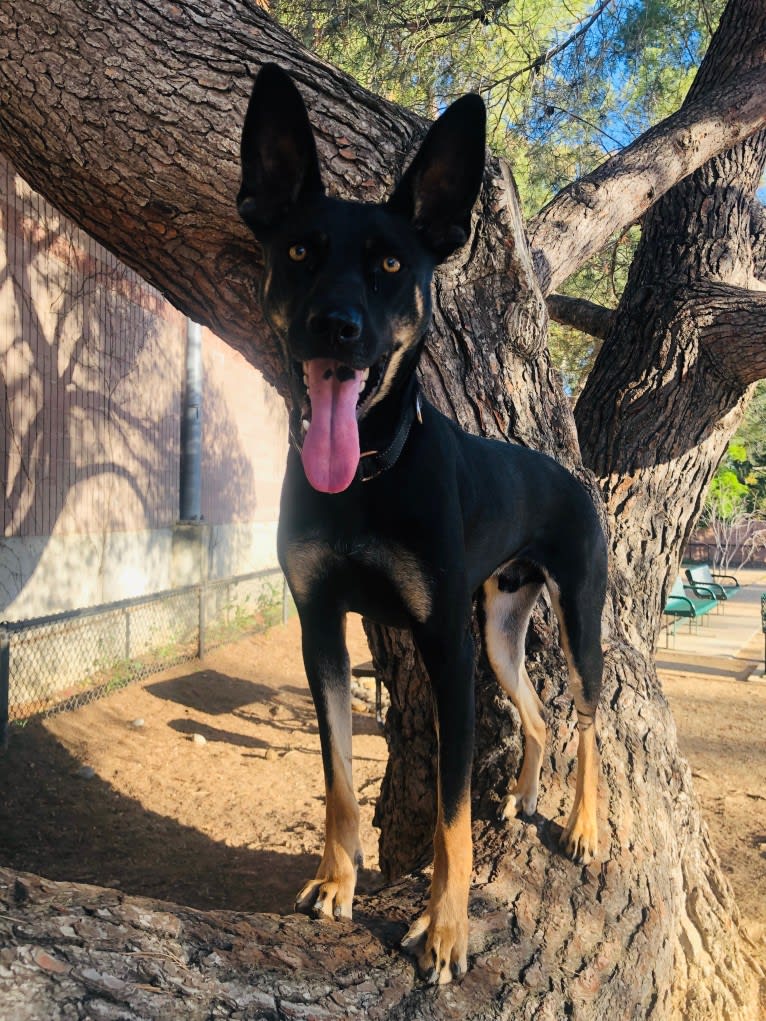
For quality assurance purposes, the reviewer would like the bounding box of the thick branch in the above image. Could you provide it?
[529,64,766,295]
[0,1,425,393]
[546,293,614,339]
[692,281,766,384]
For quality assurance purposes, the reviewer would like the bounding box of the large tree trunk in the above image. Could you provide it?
[575,0,766,658]
[1,1,765,1017]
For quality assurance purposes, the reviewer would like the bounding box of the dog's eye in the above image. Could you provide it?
[288,244,308,262]
[381,256,401,274]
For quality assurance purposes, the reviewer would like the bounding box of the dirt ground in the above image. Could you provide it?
[1,615,764,973]
[659,665,766,961]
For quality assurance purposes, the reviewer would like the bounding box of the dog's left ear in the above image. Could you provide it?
[387,94,486,262]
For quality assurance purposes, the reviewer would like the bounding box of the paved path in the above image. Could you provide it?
[656,567,766,681]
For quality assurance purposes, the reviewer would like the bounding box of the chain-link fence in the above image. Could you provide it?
[0,568,285,745]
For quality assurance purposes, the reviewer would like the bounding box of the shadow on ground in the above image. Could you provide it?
[0,718,321,913]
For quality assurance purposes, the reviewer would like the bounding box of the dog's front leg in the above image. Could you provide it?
[402,623,475,984]
[294,609,362,920]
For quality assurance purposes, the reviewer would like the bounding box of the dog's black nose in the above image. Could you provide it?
[307,307,363,345]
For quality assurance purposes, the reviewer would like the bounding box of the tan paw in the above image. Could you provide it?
[401,908,468,985]
[294,871,355,920]
[560,804,598,864]
[499,781,538,820]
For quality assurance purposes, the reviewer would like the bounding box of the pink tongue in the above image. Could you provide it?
[301,359,362,493]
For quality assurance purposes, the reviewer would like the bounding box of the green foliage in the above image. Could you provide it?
[270,0,725,394]
[273,0,723,212]
[707,382,766,517]
[707,468,749,520]
[734,382,766,470]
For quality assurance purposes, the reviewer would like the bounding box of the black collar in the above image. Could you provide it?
[289,386,423,484]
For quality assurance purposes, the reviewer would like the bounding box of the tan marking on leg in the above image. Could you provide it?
[295,681,361,919]
[483,574,546,818]
[545,576,599,862]
[561,714,599,862]
[505,666,546,816]
[389,547,432,623]
[401,796,471,984]
[295,747,361,919]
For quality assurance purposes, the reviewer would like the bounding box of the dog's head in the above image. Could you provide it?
[237,64,485,493]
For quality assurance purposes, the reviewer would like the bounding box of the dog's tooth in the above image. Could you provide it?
[362,368,370,381]
[302,418,310,433]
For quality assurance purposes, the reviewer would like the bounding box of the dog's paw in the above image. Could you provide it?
[560,803,598,864]
[499,782,538,820]
[294,873,355,920]
[401,908,468,985]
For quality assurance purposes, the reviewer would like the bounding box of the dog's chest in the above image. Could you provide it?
[282,535,432,625]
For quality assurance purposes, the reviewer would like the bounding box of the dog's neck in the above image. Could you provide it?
[357,374,422,482]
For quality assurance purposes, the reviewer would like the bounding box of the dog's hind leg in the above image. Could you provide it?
[483,565,547,820]
[293,609,362,919]
[546,572,604,864]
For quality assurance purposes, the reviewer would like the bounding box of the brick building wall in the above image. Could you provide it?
[0,155,287,619]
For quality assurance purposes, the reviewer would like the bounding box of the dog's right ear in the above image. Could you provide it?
[237,64,324,238]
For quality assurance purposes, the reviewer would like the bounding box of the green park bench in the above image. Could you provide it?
[662,575,719,645]
[685,563,739,600]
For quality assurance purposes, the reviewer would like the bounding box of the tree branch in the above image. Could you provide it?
[546,293,614,339]
[493,0,614,89]
[385,0,511,32]
[692,280,766,385]
[529,63,766,296]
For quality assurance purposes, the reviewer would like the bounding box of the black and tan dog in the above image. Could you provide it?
[237,64,607,985]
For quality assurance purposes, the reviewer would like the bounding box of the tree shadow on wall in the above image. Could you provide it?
[0,158,268,616]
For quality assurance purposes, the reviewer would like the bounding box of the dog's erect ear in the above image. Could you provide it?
[237,64,324,237]
[387,94,486,262]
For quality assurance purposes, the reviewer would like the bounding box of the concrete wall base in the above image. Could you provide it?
[0,521,280,622]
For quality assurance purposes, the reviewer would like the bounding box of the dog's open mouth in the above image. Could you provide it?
[294,354,390,494]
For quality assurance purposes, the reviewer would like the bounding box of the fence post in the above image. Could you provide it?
[125,608,131,662]
[0,628,10,751]
[198,583,206,660]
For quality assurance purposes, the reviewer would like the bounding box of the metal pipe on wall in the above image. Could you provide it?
[180,318,203,521]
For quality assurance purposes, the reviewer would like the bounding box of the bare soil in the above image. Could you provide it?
[0,616,764,972]
[0,615,385,915]
[658,665,766,966]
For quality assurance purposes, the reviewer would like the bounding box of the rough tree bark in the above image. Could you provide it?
[1,1,765,1018]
